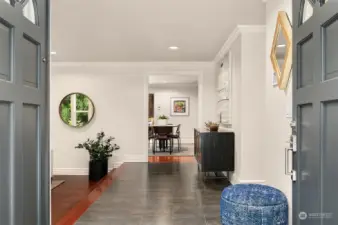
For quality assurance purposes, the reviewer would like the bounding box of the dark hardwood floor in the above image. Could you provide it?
[52,156,231,225]
[76,157,231,225]
[52,167,123,225]
[52,175,96,224]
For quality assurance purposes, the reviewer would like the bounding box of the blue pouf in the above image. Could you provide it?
[220,184,288,225]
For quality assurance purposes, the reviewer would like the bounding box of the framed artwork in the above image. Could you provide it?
[170,97,189,116]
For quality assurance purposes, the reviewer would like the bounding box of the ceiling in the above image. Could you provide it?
[149,75,198,86]
[51,0,265,62]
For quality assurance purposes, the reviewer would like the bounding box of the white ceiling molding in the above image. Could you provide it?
[213,25,266,64]
[51,62,213,77]
[149,83,198,88]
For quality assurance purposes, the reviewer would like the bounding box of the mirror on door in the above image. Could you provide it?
[59,93,95,127]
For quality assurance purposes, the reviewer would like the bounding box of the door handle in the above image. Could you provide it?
[285,148,293,176]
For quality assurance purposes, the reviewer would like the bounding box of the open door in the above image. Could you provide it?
[292,0,338,224]
[0,0,49,224]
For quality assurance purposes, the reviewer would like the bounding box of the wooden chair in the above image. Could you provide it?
[153,126,173,154]
[170,124,181,151]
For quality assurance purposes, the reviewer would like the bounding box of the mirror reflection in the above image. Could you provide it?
[276,26,287,74]
[302,0,314,24]
[59,93,95,127]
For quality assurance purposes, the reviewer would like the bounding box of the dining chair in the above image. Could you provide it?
[153,126,173,154]
[170,124,181,151]
[148,126,155,151]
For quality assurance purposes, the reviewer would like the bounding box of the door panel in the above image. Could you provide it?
[0,102,12,224]
[298,35,314,88]
[0,21,11,81]
[323,18,338,80]
[322,100,338,224]
[22,35,39,88]
[298,103,320,225]
[293,1,338,224]
[22,104,39,224]
[0,1,49,225]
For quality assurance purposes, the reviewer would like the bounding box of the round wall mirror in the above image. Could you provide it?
[59,93,95,127]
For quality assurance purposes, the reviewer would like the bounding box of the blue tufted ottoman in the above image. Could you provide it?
[220,184,288,225]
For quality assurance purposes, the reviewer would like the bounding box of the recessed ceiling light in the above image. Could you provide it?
[50,51,57,55]
[168,46,179,50]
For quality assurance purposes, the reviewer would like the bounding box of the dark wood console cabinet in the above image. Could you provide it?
[194,128,234,172]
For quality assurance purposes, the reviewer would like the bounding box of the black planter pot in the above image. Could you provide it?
[89,159,108,181]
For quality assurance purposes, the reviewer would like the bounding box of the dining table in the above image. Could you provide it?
[149,124,178,151]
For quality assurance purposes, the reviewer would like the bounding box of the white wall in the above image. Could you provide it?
[216,26,266,184]
[51,62,216,175]
[264,0,292,217]
[149,84,198,143]
[51,73,147,175]
[228,37,242,183]
[240,30,266,182]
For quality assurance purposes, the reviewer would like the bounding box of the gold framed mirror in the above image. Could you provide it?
[270,11,292,90]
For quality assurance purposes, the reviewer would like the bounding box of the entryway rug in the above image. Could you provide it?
[148,144,194,156]
[51,180,65,190]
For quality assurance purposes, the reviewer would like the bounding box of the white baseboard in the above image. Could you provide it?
[226,172,265,185]
[181,138,194,144]
[53,162,123,175]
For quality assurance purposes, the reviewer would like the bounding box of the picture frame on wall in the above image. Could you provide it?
[170,97,190,116]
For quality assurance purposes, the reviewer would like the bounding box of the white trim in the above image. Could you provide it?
[124,154,148,162]
[53,162,123,175]
[180,138,194,144]
[149,83,198,88]
[52,61,213,67]
[214,25,266,64]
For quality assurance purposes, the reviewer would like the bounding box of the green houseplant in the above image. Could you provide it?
[75,131,120,181]
[157,114,169,125]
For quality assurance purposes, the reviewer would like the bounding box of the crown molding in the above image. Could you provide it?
[214,25,266,64]
[51,61,213,68]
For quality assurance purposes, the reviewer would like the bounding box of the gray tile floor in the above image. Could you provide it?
[76,162,230,225]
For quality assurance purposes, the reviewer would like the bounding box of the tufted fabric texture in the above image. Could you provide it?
[220,184,288,225]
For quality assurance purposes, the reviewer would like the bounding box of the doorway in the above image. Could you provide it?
[0,0,50,224]
[147,73,201,157]
[148,93,154,120]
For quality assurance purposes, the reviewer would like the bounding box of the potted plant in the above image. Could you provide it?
[75,131,120,181]
[157,114,169,125]
[205,121,220,132]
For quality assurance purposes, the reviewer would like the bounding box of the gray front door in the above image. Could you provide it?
[0,0,49,224]
[293,0,338,224]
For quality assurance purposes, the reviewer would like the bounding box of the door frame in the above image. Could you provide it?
[144,71,202,160]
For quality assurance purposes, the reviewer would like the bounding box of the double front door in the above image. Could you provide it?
[0,0,49,224]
